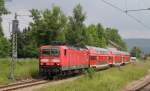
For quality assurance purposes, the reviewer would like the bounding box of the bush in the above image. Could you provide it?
[85,68,95,79]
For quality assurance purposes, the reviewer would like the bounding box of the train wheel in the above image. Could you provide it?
[109,64,113,67]
[122,63,125,66]
[47,70,53,79]
[39,68,43,76]
[39,68,47,77]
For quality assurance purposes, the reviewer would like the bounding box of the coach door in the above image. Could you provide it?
[108,55,114,65]
[89,55,97,67]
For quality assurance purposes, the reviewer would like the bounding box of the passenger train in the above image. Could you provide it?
[39,44,130,77]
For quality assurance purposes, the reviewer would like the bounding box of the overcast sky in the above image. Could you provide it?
[2,0,150,39]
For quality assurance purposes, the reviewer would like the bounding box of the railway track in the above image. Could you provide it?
[137,82,150,91]
[0,79,49,91]
[128,81,150,91]
[124,71,150,91]
[0,75,81,91]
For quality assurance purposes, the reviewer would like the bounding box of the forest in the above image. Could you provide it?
[0,0,127,58]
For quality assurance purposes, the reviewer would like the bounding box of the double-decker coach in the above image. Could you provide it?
[114,51,122,65]
[119,51,131,64]
[107,48,123,65]
[86,46,109,69]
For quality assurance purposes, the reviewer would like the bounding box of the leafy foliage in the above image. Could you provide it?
[66,4,87,47]
[30,6,67,45]
[0,0,10,57]
[0,0,8,16]
[0,0,9,36]
[130,46,142,58]
[0,37,10,57]
[86,24,107,48]
[105,28,127,50]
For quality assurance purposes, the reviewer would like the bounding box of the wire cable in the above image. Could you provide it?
[100,0,150,30]
[125,8,150,12]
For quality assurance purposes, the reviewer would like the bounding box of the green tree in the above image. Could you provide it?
[0,0,8,15]
[0,37,10,57]
[0,0,10,57]
[96,23,107,47]
[130,46,142,58]
[66,4,87,47]
[86,23,107,48]
[17,28,30,58]
[30,6,67,46]
[86,24,98,46]
[0,0,8,36]
[105,28,127,50]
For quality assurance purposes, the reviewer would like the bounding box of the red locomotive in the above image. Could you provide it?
[39,45,130,77]
[39,45,89,77]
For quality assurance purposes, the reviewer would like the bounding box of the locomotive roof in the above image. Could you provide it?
[40,45,87,51]
[86,46,108,52]
[40,45,67,49]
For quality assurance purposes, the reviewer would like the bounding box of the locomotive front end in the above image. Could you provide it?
[39,46,61,76]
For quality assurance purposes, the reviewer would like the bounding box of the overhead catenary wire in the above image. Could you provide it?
[125,8,150,12]
[100,0,150,30]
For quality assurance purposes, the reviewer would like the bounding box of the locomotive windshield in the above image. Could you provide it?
[41,48,60,56]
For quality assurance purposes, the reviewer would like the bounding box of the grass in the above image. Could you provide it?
[37,60,150,91]
[0,58,39,84]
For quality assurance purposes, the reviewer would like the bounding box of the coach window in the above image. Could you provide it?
[109,56,113,60]
[90,56,96,60]
[64,49,67,56]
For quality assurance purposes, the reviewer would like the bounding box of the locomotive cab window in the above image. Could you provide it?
[41,49,50,56]
[41,48,60,56]
[51,48,60,56]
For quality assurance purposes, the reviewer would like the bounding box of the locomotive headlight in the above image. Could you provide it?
[51,59,60,62]
[40,59,49,62]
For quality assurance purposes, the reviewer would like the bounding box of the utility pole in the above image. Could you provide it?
[9,13,19,80]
